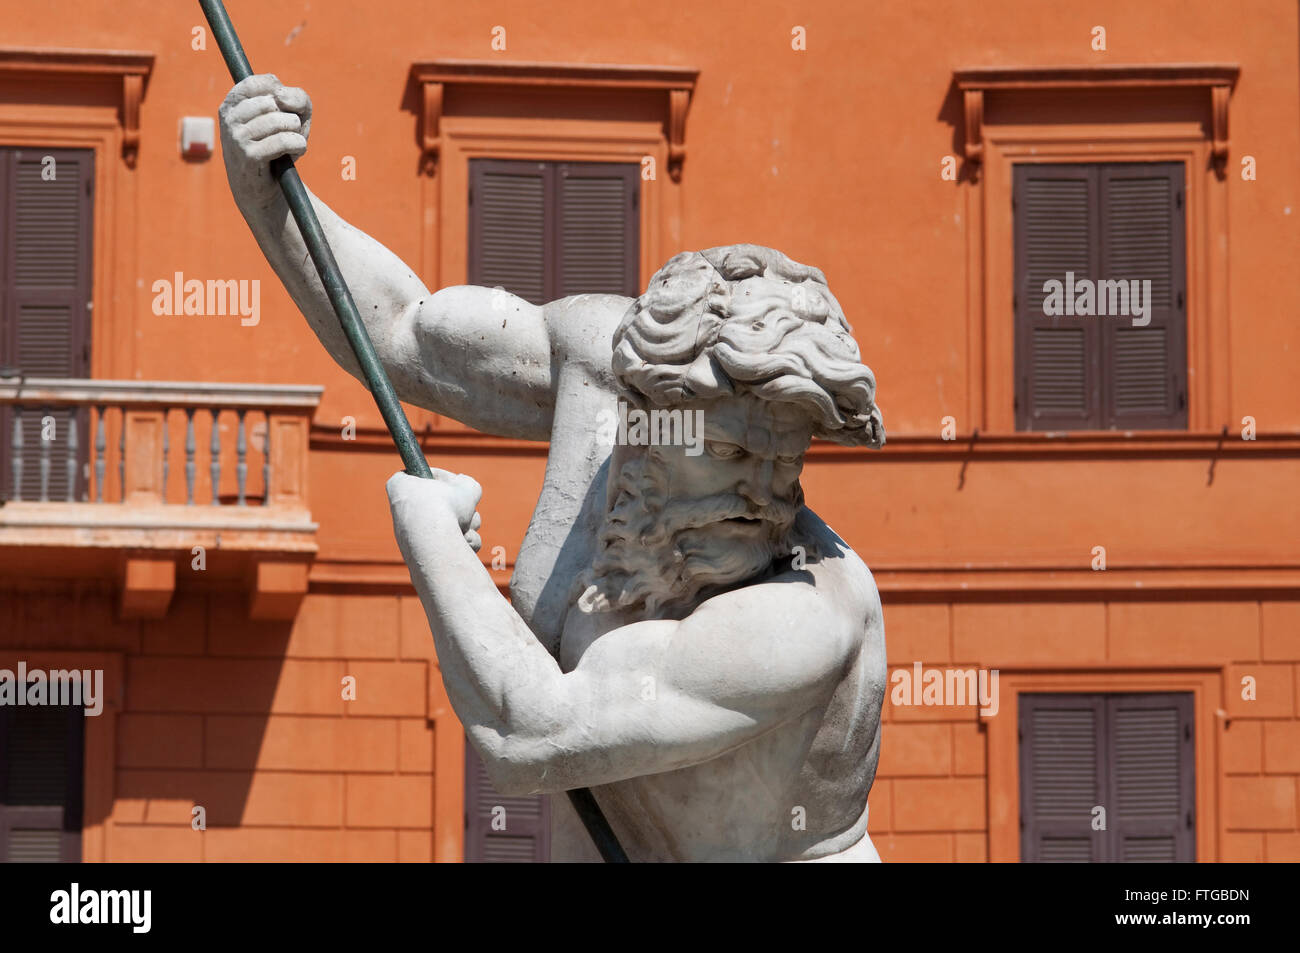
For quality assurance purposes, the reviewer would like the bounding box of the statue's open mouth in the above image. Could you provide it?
[726,515,763,525]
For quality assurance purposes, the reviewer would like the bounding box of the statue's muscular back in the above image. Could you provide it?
[504,294,886,862]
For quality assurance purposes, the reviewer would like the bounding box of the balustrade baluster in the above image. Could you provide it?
[161,409,170,500]
[262,413,271,506]
[38,404,51,502]
[236,409,248,506]
[210,408,222,506]
[66,410,78,502]
[117,407,125,502]
[10,406,22,502]
[94,405,106,502]
[185,407,196,505]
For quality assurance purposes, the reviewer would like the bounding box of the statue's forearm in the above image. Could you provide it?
[233,183,429,402]
[395,497,566,763]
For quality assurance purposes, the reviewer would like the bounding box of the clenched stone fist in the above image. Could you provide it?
[219,74,312,208]
[387,469,484,554]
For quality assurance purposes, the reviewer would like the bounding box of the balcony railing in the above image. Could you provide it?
[0,377,325,620]
[0,377,321,507]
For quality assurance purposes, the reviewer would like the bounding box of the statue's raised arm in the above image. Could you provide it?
[218,74,565,441]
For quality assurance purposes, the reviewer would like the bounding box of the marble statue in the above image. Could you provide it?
[220,74,888,862]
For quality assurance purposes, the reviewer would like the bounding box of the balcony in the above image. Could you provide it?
[0,377,323,620]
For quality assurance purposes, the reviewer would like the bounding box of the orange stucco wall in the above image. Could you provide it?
[0,0,1296,861]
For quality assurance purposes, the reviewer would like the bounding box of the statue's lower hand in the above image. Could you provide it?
[386,469,483,553]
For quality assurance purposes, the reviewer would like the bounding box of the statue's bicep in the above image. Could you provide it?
[406,286,555,438]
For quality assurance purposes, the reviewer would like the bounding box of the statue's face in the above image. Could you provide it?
[585,390,813,616]
[660,391,810,536]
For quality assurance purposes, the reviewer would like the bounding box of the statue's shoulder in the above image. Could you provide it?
[787,506,882,626]
[543,293,634,379]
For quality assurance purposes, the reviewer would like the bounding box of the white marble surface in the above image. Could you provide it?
[222,75,889,862]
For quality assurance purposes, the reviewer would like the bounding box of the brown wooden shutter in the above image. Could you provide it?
[463,159,637,861]
[1109,693,1195,862]
[0,147,94,501]
[463,740,550,863]
[556,162,639,297]
[468,158,639,304]
[1014,164,1102,430]
[0,693,85,863]
[468,159,548,305]
[1019,693,1104,862]
[1020,692,1195,862]
[1014,162,1187,432]
[1098,163,1188,429]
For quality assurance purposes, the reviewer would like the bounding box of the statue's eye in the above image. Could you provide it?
[777,453,802,466]
[706,441,744,459]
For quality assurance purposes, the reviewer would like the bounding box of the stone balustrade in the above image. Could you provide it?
[0,377,321,507]
[0,378,324,619]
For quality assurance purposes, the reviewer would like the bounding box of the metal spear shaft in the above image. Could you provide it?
[198,0,629,864]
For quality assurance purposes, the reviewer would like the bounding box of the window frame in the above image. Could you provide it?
[984,670,1222,863]
[408,83,668,449]
[960,95,1230,434]
[0,693,86,862]
[0,146,96,501]
[0,50,152,382]
[0,651,119,863]
[1017,691,1195,862]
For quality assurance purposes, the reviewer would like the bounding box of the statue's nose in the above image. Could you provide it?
[738,459,774,508]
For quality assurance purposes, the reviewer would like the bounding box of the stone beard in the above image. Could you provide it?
[577,439,809,618]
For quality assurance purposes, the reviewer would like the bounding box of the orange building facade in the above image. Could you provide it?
[0,0,1297,862]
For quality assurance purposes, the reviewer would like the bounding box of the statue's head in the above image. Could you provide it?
[578,243,885,617]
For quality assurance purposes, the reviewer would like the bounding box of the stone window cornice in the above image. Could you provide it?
[0,47,154,166]
[411,59,698,181]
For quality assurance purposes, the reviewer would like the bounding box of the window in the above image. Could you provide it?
[1013,162,1187,431]
[1019,692,1195,862]
[468,159,640,304]
[0,690,85,862]
[0,147,94,501]
[464,742,549,863]
[461,159,639,860]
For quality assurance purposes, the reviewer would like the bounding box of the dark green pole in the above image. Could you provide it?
[198,0,428,479]
[198,0,629,864]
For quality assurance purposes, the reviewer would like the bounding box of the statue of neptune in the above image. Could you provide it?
[220,74,888,862]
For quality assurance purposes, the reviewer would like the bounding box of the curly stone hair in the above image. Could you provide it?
[610,243,885,448]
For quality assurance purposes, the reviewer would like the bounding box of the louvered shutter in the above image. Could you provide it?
[468,158,639,305]
[463,159,637,860]
[1014,162,1188,432]
[1020,692,1195,862]
[1099,164,1188,429]
[468,160,548,305]
[1109,693,1195,862]
[0,694,85,863]
[1014,164,1102,430]
[463,740,550,862]
[0,147,94,501]
[1019,694,1105,862]
[556,162,639,297]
